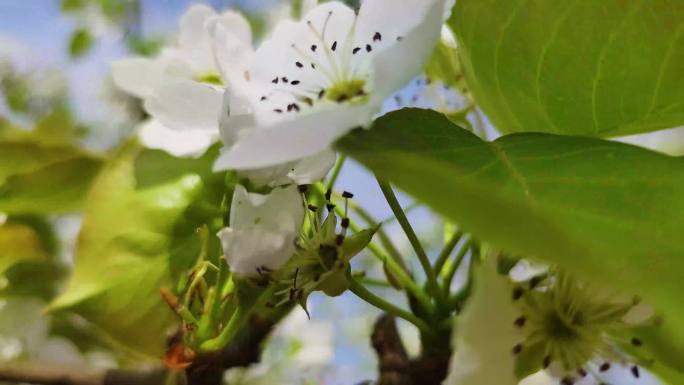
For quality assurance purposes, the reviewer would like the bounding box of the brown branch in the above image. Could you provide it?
[0,362,167,385]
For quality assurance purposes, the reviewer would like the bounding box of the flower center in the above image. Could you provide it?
[195,72,223,86]
[325,78,368,104]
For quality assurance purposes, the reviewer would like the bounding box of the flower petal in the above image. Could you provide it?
[208,18,254,84]
[229,185,304,235]
[214,104,371,170]
[237,149,336,187]
[138,119,217,158]
[356,0,446,104]
[144,80,223,131]
[445,259,519,385]
[217,227,294,277]
[178,4,216,52]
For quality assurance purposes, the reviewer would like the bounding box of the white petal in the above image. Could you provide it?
[138,119,217,158]
[111,58,163,98]
[144,80,223,131]
[229,185,304,234]
[519,372,555,385]
[215,10,252,47]
[287,149,336,185]
[208,18,254,83]
[357,0,446,104]
[178,4,216,52]
[217,227,294,277]
[445,259,519,385]
[237,149,336,187]
[214,104,371,170]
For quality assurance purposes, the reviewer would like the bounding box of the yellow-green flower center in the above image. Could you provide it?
[325,79,368,104]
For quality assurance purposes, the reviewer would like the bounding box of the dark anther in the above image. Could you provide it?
[366,44,372,52]
[282,77,289,83]
[353,47,361,54]
[274,109,283,113]
[296,61,304,68]
[631,366,640,378]
[331,41,338,51]
[577,368,587,377]
[298,185,308,193]
[260,96,267,101]
[292,103,300,111]
[326,204,336,211]
[291,80,301,85]
[373,32,382,41]
[272,77,279,84]
[308,204,318,212]
[514,316,526,328]
[396,36,404,41]
[560,377,575,385]
[337,94,349,103]
[318,89,326,99]
[311,44,317,52]
[342,191,354,199]
[335,234,345,246]
[512,287,524,301]
[599,363,611,372]
[287,104,295,112]
[356,89,365,96]
[512,344,523,355]
[631,337,643,347]
[325,189,332,201]
[543,355,551,368]
[341,218,350,228]
[303,97,314,106]
[529,275,542,289]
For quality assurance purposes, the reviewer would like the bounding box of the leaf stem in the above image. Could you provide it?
[376,176,444,304]
[434,230,463,276]
[348,276,431,334]
[326,155,347,191]
[442,237,473,295]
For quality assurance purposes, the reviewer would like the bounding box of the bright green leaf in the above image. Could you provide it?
[50,143,223,357]
[68,28,94,59]
[0,222,49,276]
[451,0,684,136]
[337,108,684,373]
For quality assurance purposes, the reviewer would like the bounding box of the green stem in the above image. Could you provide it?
[349,201,407,271]
[326,155,347,191]
[442,237,473,295]
[199,305,248,352]
[348,277,431,334]
[433,230,463,276]
[376,177,444,304]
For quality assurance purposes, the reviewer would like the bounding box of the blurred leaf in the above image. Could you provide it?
[68,28,94,59]
[60,0,86,13]
[451,0,684,137]
[425,39,462,90]
[0,222,49,276]
[125,36,164,57]
[337,108,684,373]
[50,142,224,356]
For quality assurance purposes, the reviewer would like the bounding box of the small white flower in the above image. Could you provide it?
[217,185,304,277]
[213,0,447,171]
[111,4,252,156]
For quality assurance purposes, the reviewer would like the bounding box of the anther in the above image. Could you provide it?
[311,44,317,52]
[512,344,523,355]
[366,44,372,52]
[577,368,587,377]
[291,80,301,85]
[512,287,524,300]
[274,109,283,113]
[308,204,318,212]
[560,377,575,385]
[298,185,308,193]
[631,337,643,347]
[341,218,350,228]
[543,355,551,368]
[529,275,542,289]
[331,41,337,51]
[281,77,289,83]
[296,61,303,68]
[325,189,332,201]
[272,77,279,84]
[318,89,326,99]
[373,32,382,41]
[631,366,640,378]
[353,47,361,54]
[260,96,267,101]
[599,363,611,372]
[514,316,526,328]
[342,191,354,199]
[326,204,336,211]
[335,234,345,246]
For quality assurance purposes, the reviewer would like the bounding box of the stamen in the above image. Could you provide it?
[331,41,338,51]
[599,363,611,372]
[366,44,372,52]
[631,366,640,378]
[373,32,382,41]
[296,61,304,68]
[353,47,361,54]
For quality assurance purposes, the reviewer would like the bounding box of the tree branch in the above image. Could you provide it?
[0,362,167,385]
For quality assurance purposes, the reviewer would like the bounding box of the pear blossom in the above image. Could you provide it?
[217,185,304,278]
[446,260,661,385]
[111,4,252,156]
[213,0,447,171]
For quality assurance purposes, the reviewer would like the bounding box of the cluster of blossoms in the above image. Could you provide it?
[112,0,445,301]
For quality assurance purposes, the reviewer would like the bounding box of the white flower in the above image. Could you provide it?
[213,0,447,171]
[217,185,304,277]
[111,4,252,156]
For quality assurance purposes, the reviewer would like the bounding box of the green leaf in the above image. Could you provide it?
[50,143,224,357]
[337,108,684,373]
[451,0,684,136]
[0,116,103,214]
[0,222,49,276]
[68,28,94,59]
